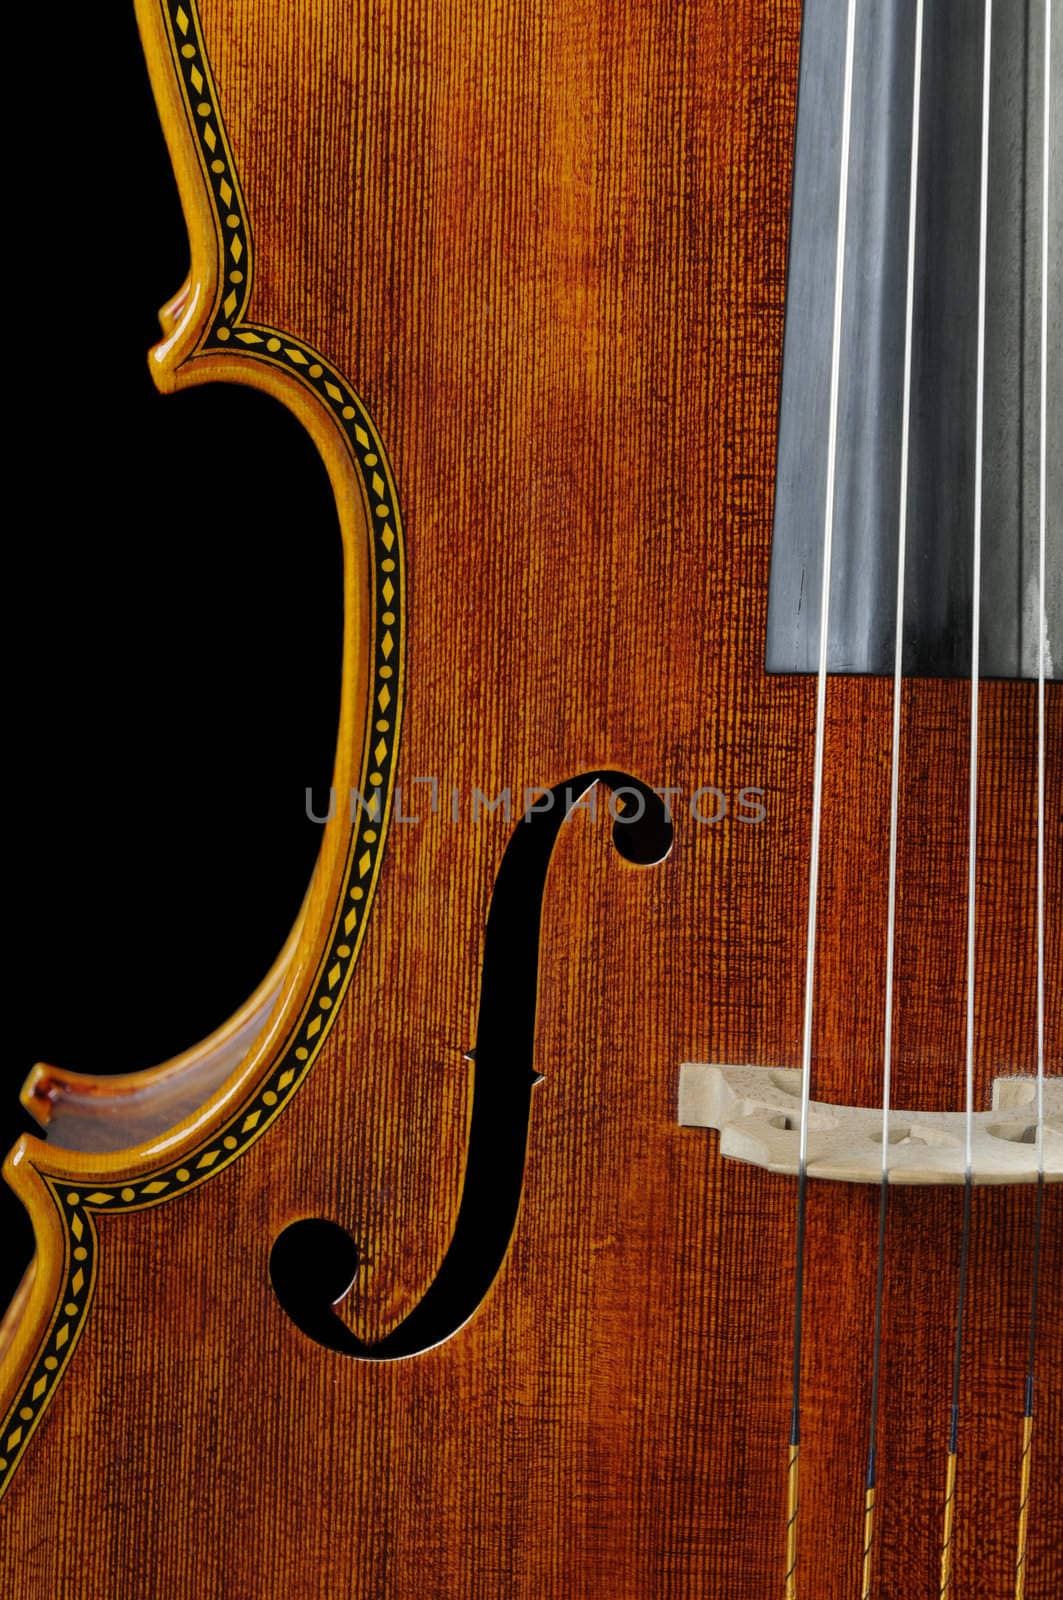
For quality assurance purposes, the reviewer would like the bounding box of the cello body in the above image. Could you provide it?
[1,1,1060,1595]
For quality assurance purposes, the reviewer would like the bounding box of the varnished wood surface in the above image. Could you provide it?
[2,1,1060,1595]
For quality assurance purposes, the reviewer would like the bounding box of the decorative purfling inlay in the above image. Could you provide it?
[0,0,406,1496]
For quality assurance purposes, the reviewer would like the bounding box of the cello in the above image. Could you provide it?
[1,0,1059,1594]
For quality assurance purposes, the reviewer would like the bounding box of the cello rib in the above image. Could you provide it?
[19,899,306,1152]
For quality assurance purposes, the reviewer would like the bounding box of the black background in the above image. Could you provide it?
[2,6,343,1307]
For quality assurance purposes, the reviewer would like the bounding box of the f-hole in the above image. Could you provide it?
[269,770,672,1359]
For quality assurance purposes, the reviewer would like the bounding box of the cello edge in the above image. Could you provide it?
[0,0,408,1500]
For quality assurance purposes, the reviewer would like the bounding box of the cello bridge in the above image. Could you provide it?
[677,1065,1062,1185]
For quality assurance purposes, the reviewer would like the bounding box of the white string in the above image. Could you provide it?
[798,0,860,1171]
[1036,0,1050,1175]
[880,0,926,1175]
[965,0,994,1176]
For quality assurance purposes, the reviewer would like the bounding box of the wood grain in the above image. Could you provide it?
[1,1,1059,1595]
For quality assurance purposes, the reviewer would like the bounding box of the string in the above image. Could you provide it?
[941,1,994,1592]
[786,2,859,1593]
[965,0,993,1178]
[1033,0,1050,1280]
[861,3,925,1593]
[1015,4,1051,1593]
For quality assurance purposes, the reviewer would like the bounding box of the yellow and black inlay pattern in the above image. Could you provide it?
[0,0,406,1497]
[0,1194,99,1491]
[167,0,254,333]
